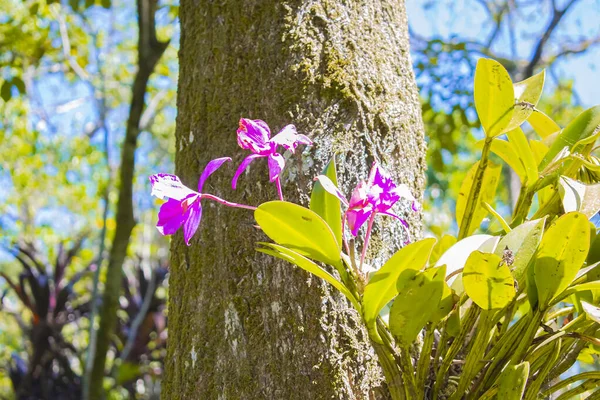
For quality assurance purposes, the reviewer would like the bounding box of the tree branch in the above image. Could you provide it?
[87,0,169,397]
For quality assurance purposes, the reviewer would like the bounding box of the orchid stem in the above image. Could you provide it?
[202,193,257,211]
[359,213,376,273]
[275,177,284,201]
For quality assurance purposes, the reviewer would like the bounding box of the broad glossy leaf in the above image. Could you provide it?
[528,109,560,138]
[310,158,343,247]
[456,161,502,236]
[390,267,445,346]
[430,235,457,265]
[474,58,515,137]
[498,362,530,400]
[487,138,526,180]
[507,128,538,186]
[505,70,545,132]
[540,106,600,170]
[463,251,515,310]
[534,212,590,309]
[559,177,600,219]
[363,238,436,332]
[495,217,546,285]
[435,234,495,285]
[581,301,600,325]
[255,201,341,267]
[429,266,456,324]
[257,243,359,309]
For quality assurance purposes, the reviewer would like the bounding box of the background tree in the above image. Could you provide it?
[163,0,426,398]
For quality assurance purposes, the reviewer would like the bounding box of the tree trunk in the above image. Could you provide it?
[163,1,426,399]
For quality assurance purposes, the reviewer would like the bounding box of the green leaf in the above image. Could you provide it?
[435,234,495,285]
[456,161,502,236]
[463,251,515,310]
[505,70,545,132]
[257,243,359,310]
[389,267,445,346]
[429,266,457,324]
[498,362,530,400]
[534,212,591,309]
[540,106,600,170]
[255,201,341,267]
[1,80,12,102]
[487,138,526,180]
[528,109,560,138]
[474,58,515,137]
[362,238,436,333]
[430,235,457,265]
[507,128,538,186]
[310,157,342,248]
[495,217,546,286]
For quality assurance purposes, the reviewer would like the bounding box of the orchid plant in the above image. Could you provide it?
[150,58,600,400]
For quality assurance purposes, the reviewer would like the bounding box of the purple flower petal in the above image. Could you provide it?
[182,201,202,246]
[270,125,312,153]
[346,206,374,236]
[237,118,273,155]
[348,181,369,209]
[150,173,196,201]
[314,175,349,206]
[156,198,185,235]
[268,153,285,182]
[232,154,263,189]
[198,157,231,192]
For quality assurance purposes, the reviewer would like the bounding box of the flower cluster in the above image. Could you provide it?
[149,118,418,248]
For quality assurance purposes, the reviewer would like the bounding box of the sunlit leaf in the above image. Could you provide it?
[582,301,600,325]
[456,161,502,236]
[430,235,457,265]
[310,157,343,249]
[474,58,515,137]
[495,217,545,286]
[505,70,545,132]
[559,176,600,219]
[498,362,530,400]
[255,201,341,267]
[363,238,436,333]
[535,212,590,309]
[390,266,445,346]
[487,138,526,180]
[540,106,600,170]
[435,234,494,285]
[528,109,560,138]
[463,251,515,310]
[507,128,538,186]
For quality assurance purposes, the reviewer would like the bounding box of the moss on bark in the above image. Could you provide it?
[163,1,426,398]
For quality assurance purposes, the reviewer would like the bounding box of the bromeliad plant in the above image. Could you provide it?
[150,59,600,399]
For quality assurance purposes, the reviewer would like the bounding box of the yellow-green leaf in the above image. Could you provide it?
[310,157,343,247]
[390,267,445,346]
[505,69,545,132]
[463,251,515,310]
[456,161,502,236]
[362,238,436,334]
[430,235,457,265]
[495,217,546,286]
[474,58,515,137]
[507,128,538,186]
[255,201,341,267]
[498,362,530,400]
[540,106,600,170]
[528,109,560,138]
[534,212,590,309]
[487,138,526,180]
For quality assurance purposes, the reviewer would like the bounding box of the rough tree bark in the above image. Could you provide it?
[164,1,426,399]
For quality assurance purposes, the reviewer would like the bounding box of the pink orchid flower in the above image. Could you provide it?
[232,118,312,200]
[315,162,419,269]
[150,157,255,246]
